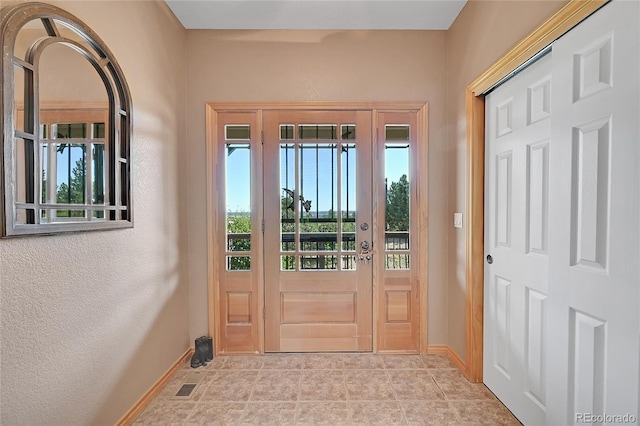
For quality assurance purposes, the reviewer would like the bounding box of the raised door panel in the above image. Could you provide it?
[524,288,546,410]
[547,2,640,423]
[526,141,549,255]
[570,118,610,270]
[281,292,357,324]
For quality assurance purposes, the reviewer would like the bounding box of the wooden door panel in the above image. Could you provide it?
[280,324,360,352]
[386,290,411,322]
[382,323,414,350]
[375,112,421,353]
[227,292,252,323]
[381,282,418,351]
[264,110,373,352]
[281,292,357,323]
[215,111,262,354]
[279,273,359,291]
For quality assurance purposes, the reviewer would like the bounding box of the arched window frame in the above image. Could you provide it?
[0,2,133,236]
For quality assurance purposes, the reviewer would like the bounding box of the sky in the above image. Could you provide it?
[42,144,85,188]
[225,142,409,214]
[44,138,409,213]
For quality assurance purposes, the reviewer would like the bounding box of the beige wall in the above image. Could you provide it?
[14,31,108,104]
[184,29,452,346]
[0,1,576,423]
[0,1,189,424]
[445,0,568,359]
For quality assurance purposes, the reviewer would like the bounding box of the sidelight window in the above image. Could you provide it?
[384,130,411,269]
[225,142,252,271]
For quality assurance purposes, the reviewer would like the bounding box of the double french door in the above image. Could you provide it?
[211,104,425,354]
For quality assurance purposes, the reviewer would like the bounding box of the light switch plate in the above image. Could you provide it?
[454,212,463,229]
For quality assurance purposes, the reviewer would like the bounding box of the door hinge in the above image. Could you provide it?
[261,130,264,144]
[261,219,265,233]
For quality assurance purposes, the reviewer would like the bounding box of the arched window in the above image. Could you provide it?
[1,2,132,236]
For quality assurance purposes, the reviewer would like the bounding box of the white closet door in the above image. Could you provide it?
[547,1,640,424]
[484,52,552,425]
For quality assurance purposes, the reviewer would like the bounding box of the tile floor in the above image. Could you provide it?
[134,353,521,425]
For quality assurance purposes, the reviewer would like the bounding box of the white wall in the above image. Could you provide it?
[0,1,189,424]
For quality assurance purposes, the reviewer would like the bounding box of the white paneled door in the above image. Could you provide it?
[546,1,639,424]
[485,51,552,426]
[485,1,639,424]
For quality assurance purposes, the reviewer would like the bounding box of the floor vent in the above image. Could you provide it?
[175,383,197,397]
[171,371,206,399]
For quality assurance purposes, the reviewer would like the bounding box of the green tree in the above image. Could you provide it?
[386,174,409,231]
[280,190,340,268]
[56,155,86,217]
[41,170,47,203]
[227,213,251,270]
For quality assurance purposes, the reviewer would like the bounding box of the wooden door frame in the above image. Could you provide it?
[206,101,429,354]
[464,0,608,382]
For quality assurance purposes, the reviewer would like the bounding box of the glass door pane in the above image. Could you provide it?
[384,143,410,269]
[341,143,357,270]
[278,129,359,271]
[299,143,338,269]
[280,143,296,269]
[225,143,251,271]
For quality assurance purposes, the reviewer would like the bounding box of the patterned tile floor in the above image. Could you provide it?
[134,353,521,425]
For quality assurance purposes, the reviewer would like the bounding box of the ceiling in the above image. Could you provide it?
[164,0,468,30]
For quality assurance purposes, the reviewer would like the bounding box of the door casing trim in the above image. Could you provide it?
[464,0,609,382]
[206,101,428,354]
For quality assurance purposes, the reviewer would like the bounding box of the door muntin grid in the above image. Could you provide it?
[39,121,107,223]
[279,124,358,271]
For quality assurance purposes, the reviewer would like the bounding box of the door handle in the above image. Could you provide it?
[486,254,493,264]
[357,240,372,264]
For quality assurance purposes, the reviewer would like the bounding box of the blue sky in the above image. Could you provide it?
[225,143,409,214]
[43,144,85,189]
